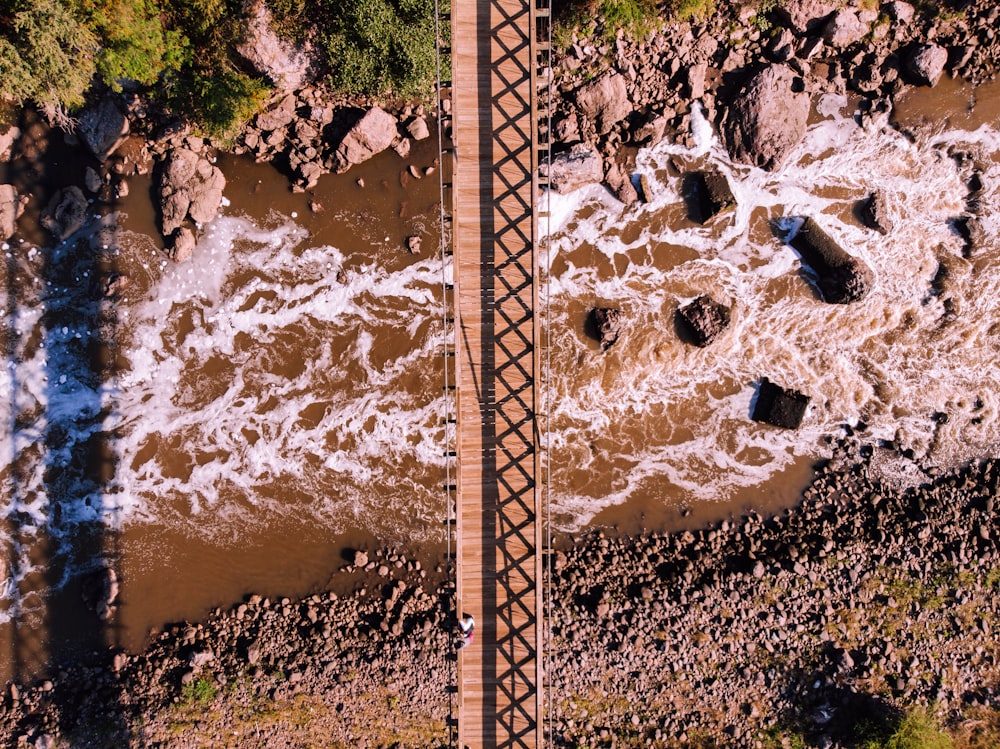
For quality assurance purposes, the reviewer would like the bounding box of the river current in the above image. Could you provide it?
[0,80,998,670]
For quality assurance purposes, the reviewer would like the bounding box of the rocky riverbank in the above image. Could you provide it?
[1,439,999,747]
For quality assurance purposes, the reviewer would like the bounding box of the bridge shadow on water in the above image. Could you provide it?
[4,108,128,745]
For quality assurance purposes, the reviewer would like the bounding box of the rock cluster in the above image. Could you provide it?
[2,443,999,747]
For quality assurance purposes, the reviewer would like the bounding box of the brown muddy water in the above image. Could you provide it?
[1,77,1000,679]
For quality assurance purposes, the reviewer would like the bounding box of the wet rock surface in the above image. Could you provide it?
[676,295,731,347]
[789,216,875,304]
[588,307,626,351]
[752,377,812,429]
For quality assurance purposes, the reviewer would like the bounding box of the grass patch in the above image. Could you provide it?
[861,707,953,749]
[672,0,714,23]
[181,676,219,706]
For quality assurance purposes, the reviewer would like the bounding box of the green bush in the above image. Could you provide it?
[181,677,218,705]
[0,0,97,110]
[320,0,441,98]
[171,63,271,140]
[77,0,189,89]
[863,707,953,749]
[674,0,715,23]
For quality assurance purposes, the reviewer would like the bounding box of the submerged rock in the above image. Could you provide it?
[40,187,88,240]
[752,378,811,429]
[588,307,625,351]
[788,216,874,303]
[676,295,731,347]
[722,65,810,171]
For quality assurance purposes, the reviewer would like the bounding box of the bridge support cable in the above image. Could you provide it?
[434,0,458,744]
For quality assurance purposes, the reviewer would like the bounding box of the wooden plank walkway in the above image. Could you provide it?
[451,0,544,746]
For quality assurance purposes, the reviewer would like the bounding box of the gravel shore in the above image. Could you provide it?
[2,438,999,747]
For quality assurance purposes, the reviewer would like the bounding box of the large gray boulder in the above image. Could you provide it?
[0,185,26,241]
[543,143,603,194]
[789,217,874,303]
[574,72,630,136]
[722,65,810,171]
[775,0,838,34]
[157,147,226,237]
[906,43,948,87]
[236,0,311,91]
[332,107,398,173]
[40,187,88,240]
[77,97,129,162]
[822,8,869,49]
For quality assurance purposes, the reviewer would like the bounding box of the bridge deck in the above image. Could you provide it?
[451,0,543,746]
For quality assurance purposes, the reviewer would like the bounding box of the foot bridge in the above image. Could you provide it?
[435,0,551,746]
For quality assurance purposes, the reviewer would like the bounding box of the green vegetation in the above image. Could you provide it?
[0,0,445,136]
[862,707,953,749]
[672,0,714,23]
[320,0,442,98]
[181,676,219,705]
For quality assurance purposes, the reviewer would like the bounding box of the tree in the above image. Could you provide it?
[0,0,97,110]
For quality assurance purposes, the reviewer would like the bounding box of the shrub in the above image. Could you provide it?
[863,707,953,749]
[674,0,715,23]
[172,63,271,140]
[320,0,441,98]
[0,0,97,110]
[181,677,218,705]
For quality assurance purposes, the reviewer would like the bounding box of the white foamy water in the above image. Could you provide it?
[543,98,1000,528]
[2,93,1000,625]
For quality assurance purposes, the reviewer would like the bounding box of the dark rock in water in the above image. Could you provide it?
[788,217,874,303]
[588,307,625,351]
[684,171,736,224]
[722,64,810,171]
[752,378,810,429]
[857,192,893,235]
[40,186,88,240]
[0,184,27,241]
[676,296,731,347]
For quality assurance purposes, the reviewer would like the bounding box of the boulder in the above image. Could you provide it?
[632,112,668,147]
[574,72,630,136]
[604,161,637,204]
[406,116,430,141]
[543,143,603,194]
[236,0,311,91]
[788,217,874,303]
[169,226,197,263]
[886,1,915,24]
[332,107,398,173]
[0,184,27,241]
[685,171,735,224]
[858,192,893,235]
[255,94,298,132]
[157,147,226,237]
[77,97,129,162]
[722,65,810,171]
[40,187,88,240]
[0,125,20,162]
[676,296,731,347]
[588,307,625,351]
[905,43,948,87]
[775,0,838,35]
[821,8,869,49]
[752,378,811,429]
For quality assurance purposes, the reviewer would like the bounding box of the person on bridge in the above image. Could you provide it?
[456,614,474,649]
